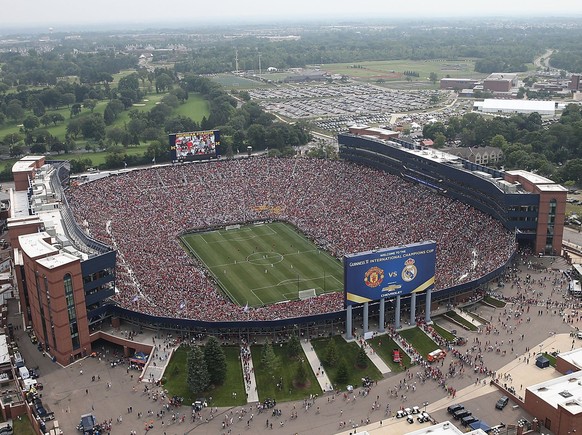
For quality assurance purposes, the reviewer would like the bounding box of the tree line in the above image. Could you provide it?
[422,104,582,185]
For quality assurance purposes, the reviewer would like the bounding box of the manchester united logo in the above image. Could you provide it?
[402,258,417,282]
[364,266,384,288]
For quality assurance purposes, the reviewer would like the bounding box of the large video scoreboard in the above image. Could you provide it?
[169,130,221,161]
[344,241,436,306]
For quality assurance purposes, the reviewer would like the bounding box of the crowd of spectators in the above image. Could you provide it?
[67,157,516,321]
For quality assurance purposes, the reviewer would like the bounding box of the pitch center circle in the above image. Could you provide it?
[247,252,284,265]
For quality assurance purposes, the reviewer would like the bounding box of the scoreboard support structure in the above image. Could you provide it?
[345,288,433,340]
[344,241,437,340]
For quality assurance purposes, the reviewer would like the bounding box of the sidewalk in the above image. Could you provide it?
[242,346,260,403]
[300,339,333,392]
[350,336,392,376]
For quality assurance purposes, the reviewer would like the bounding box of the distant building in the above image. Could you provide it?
[473,99,559,116]
[483,73,518,93]
[439,78,479,90]
[523,369,582,435]
[8,157,116,366]
[283,70,328,83]
[444,146,503,165]
[570,74,581,91]
[348,125,399,140]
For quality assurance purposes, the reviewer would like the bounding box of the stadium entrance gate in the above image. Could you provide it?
[345,289,433,339]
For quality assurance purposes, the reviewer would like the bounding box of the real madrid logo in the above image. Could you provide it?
[364,266,384,288]
[401,258,417,282]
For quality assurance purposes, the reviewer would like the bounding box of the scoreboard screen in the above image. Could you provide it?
[169,130,221,161]
[344,241,436,306]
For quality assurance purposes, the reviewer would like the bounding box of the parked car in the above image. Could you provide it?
[417,412,430,423]
[447,404,464,414]
[462,415,478,427]
[496,396,509,410]
[453,409,471,420]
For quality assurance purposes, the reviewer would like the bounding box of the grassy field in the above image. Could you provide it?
[211,73,271,90]
[311,336,382,390]
[181,222,343,307]
[173,93,210,120]
[367,335,411,371]
[444,311,479,331]
[163,344,246,407]
[322,59,489,83]
[483,295,506,308]
[431,322,456,342]
[399,327,439,359]
[251,343,322,402]
[13,414,35,435]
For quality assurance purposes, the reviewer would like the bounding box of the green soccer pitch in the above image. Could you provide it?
[180,222,344,307]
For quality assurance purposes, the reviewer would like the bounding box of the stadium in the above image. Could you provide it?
[7,132,566,365]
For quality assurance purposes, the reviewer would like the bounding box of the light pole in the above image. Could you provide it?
[423,401,428,412]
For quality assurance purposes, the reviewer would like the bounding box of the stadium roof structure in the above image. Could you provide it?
[527,370,582,415]
[9,162,91,265]
[473,99,560,116]
[350,420,487,435]
[556,348,582,371]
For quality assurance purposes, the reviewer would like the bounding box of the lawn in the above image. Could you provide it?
[311,336,382,390]
[542,352,557,367]
[431,322,456,342]
[399,327,439,359]
[250,342,322,402]
[163,344,246,407]
[13,414,35,435]
[211,73,271,89]
[483,294,506,308]
[367,335,411,371]
[444,311,479,331]
[463,309,489,325]
[173,93,210,121]
[181,222,343,307]
[322,59,488,83]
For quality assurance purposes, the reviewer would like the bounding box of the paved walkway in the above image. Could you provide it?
[454,308,482,327]
[242,346,260,403]
[349,335,392,376]
[301,339,333,392]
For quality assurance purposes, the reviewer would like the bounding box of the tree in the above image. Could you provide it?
[40,114,52,127]
[22,115,40,132]
[187,346,209,395]
[61,92,76,107]
[30,143,47,154]
[324,339,338,367]
[434,132,446,149]
[9,144,24,157]
[51,113,65,125]
[204,336,227,386]
[83,99,97,112]
[288,334,302,359]
[294,359,308,386]
[106,126,127,146]
[429,72,438,84]
[70,103,82,118]
[3,133,22,146]
[261,340,279,374]
[155,73,174,93]
[335,360,349,386]
[356,346,368,369]
[6,100,24,122]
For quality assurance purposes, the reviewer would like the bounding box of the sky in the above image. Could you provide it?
[1,0,579,29]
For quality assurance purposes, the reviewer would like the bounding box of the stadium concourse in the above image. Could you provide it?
[67,157,515,322]
[28,252,582,435]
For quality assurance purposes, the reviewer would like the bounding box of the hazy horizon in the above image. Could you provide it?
[2,0,580,31]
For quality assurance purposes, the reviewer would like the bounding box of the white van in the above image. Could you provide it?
[13,352,24,368]
[22,378,37,391]
[18,366,29,380]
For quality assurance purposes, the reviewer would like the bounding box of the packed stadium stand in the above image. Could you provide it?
[8,140,561,363]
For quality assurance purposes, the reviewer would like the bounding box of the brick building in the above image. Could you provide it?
[439,78,479,90]
[7,158,116,365]
[524,370,582,434]
[483,73,518,93]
